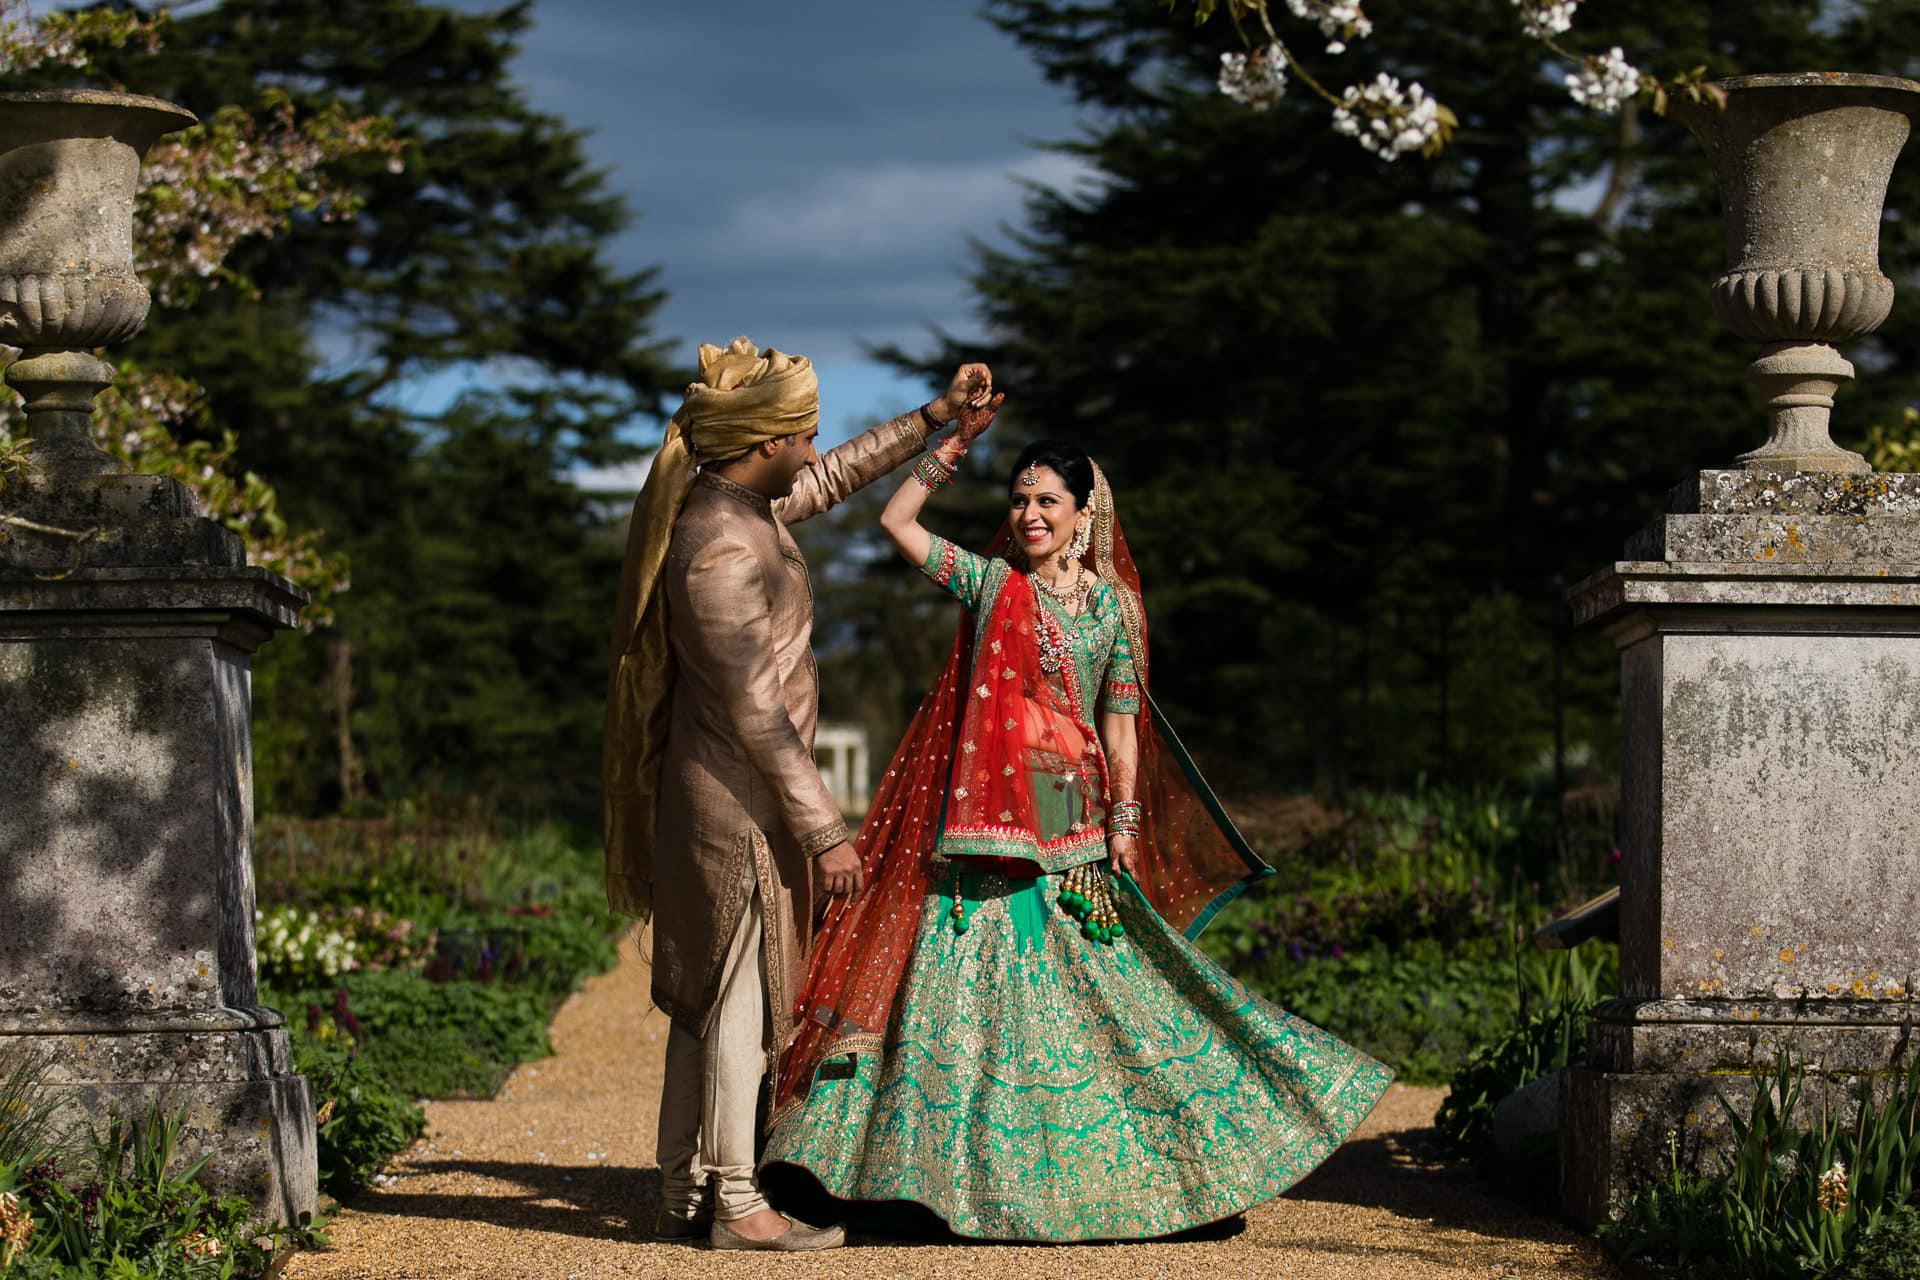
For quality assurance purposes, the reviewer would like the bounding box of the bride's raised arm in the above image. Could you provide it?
[880,376,1002,568]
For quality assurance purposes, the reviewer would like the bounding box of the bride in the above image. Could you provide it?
[760,397,1391,1241]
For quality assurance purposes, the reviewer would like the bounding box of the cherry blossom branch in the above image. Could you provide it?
[1170,0,1456,160]
[1167,0,1727,159]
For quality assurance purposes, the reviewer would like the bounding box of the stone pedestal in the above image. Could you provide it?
[0,473,317,1224]
[1561,469,1920,1226]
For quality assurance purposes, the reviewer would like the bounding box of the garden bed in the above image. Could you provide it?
[252,817,625,1199]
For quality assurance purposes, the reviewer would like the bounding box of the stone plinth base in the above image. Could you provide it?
[0,1008,316,1223]
[1564,469,1920,1224]
[1562,997,1917,1227]
[0,504,316,1225]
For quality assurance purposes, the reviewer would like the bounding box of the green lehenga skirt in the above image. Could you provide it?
[760,857,1395,1241]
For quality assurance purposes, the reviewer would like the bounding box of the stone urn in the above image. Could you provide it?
[1673,73,1920,473]
[0,89,196,478]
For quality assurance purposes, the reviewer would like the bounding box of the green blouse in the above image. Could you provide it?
[920,534,1140,717]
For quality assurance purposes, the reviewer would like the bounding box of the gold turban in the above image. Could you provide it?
[602,337,821,920]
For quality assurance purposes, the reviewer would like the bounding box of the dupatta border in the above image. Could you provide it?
[1145,686,1275,940]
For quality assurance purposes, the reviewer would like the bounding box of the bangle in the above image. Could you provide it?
[912,453,955,492]
[1108,799,1143,837]
[919,403,946,435]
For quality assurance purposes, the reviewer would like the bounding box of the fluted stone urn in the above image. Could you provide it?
[0,89,318,1224]
[0,88,195,478]
[1673,73,1920,473]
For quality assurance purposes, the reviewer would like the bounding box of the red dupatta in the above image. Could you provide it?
[769,462,1271,1124]
[935,567,1109,867]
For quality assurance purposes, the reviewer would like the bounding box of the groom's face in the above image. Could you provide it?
[771,427,820,496]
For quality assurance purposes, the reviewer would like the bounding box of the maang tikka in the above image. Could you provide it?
[1021,462,1041,488]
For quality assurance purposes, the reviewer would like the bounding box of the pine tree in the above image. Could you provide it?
[889,0,1920,789]
[84,0,681,813]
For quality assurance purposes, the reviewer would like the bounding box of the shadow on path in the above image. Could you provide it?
[343,1162,664,1247]
[1290,1122,1555,1225]
[760,1164,1251,1248]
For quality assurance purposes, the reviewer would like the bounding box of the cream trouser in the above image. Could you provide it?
[655,878,770,1223]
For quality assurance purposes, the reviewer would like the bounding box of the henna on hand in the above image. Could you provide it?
[955,391,1003,445]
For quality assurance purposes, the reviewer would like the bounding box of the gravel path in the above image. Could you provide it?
[285,930,1619,1280]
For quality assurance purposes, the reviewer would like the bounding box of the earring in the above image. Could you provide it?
[1066,516,1090,561]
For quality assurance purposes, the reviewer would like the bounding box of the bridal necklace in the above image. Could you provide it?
[1031,561,1090,612]
[1032,561,1089,675]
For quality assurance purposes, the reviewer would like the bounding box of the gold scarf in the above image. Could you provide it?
[602,337,821,919]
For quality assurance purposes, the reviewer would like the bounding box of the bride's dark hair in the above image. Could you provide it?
[1007,440,1093,509]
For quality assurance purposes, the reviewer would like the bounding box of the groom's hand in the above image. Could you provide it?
[927,362,993,423]
[817,842,865,897]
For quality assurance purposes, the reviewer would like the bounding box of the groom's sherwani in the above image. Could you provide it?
[652,411,930,1052]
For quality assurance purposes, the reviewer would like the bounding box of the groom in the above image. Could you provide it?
[603,337,990,1251]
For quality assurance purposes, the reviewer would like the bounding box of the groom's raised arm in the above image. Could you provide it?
[774,362,991,525]
[773,410,933,526]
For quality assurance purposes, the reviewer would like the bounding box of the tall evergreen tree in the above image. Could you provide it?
[889,0,1920,790]
[84,0,679,814]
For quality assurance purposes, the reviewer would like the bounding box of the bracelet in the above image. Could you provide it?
[919,403,946,435]
[1108,799,1144,838]
[912,452,955,492]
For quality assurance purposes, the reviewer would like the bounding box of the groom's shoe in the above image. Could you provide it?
[652,1186,715,1240]
[709,1214,846,1252]
[652,1208,708,1241]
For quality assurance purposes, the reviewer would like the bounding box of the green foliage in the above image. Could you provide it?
[254,904,436,990]
[1851,1204,1920,1280]
[1203,785,1611,963]
[1200,785,1618,1084]
[289,1037,426,1202]
[285,972,550,1071]
[1603,1055,1920,1279]
[0,1063,322,1279]
[1236,941,1513,1084]
[1435,946,1610,1156]
[1233,937,1616,1086]
[251,819,622,1198]
[1859,408,1920,474]
[0,1054,73,1174]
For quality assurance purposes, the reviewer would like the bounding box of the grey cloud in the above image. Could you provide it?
[447,0,1086,359]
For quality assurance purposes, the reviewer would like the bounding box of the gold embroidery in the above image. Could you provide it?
[798,820,849,859]
[761,871,1393,1240]
[699,471,773,514]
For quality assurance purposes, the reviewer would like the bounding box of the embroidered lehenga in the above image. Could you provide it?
[761,466,1392,1241]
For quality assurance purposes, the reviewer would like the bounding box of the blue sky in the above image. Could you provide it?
[423,0,1096,483]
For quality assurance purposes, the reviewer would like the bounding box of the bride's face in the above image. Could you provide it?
[1008,467,1083,564]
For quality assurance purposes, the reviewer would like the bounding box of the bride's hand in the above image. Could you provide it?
[1108,834,1140,879]
[953,390,1003,447]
